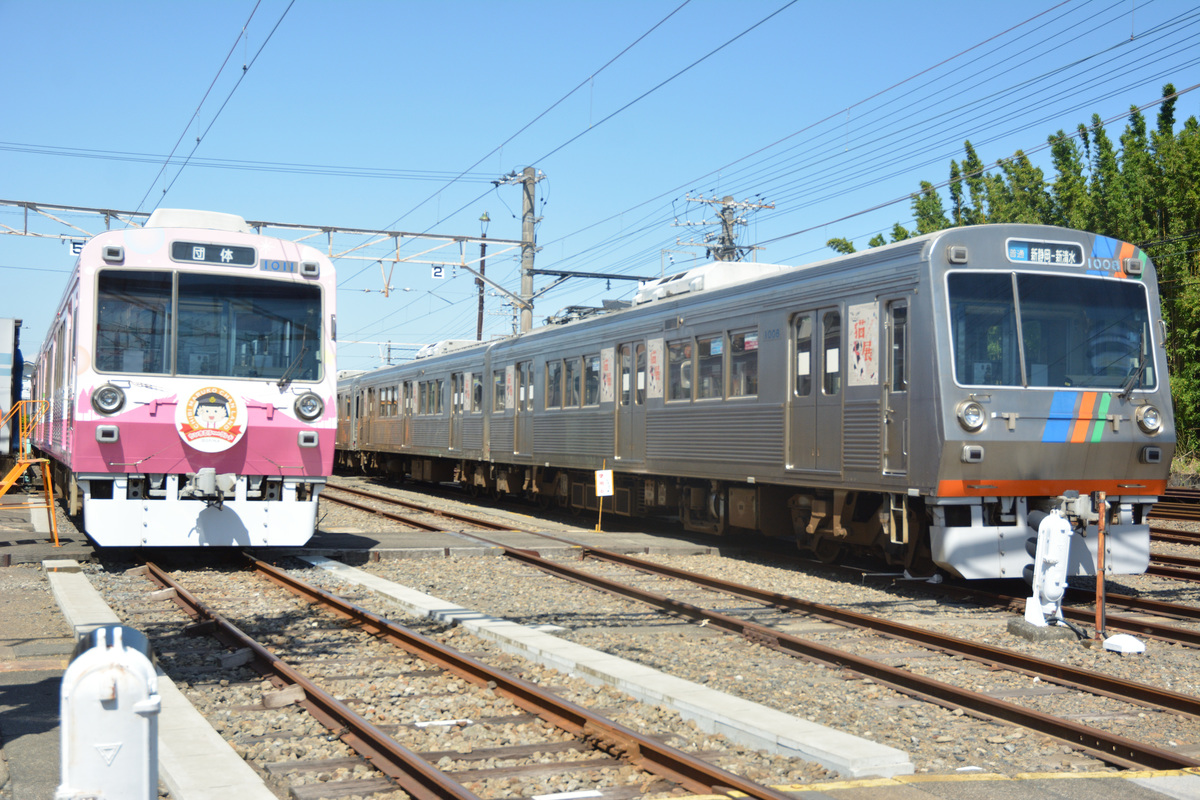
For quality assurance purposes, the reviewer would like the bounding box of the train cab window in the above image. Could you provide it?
[823,311,842,396]
[696,335,723,400]
[545,360,563,409]
[729,329,758,398]
[584,355,601,406]
[794,314,813,397]
[492,370,506,411]
[948,273,1022,386]
[564,358,581,407]
[667,339,693,402]
[177,273,321,381]
[96,270,173,374]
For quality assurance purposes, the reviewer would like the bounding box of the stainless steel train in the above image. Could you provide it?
[336,224,1174,580]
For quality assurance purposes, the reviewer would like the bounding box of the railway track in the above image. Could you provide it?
[1151,488,1200,524]
[114,556,800,800]
[317,484,1200,771]
[321,484,520,533]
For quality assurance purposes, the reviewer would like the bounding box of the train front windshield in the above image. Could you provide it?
[948,271,1154,391]
[95,270,323,381]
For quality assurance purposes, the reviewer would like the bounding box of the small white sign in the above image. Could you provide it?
[595,469,614,497]
[431,265,445,279]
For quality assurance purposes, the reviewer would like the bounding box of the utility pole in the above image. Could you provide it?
[519,167,539,333]
[676,194,774,262]
[476,212,489,341]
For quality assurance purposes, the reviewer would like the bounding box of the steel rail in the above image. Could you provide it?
[243,555,796,800]
[1148,562,1200,582]
[384,522,1198,771]
[141,561,481,800]
[569,546,1200,709]
[321,489,447,531]
[323,484,517,531]
[930,584,1200,649]
[1151,526,1200,545]
[1149,502,1200,522]
[503,546,1200,769]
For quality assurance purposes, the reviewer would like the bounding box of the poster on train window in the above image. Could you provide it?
[848,302,878,387]
[647,338,664,399]
[600,347,615,404]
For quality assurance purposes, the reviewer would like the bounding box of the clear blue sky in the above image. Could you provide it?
[3,0,1198,371]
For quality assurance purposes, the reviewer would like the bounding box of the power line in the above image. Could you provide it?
[133,0,264,214]
[149,0,297,213]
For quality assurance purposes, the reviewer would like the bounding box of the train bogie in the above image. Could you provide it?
[336,224,1173,580]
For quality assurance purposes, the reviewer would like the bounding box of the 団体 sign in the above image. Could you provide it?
[595,469,614,497]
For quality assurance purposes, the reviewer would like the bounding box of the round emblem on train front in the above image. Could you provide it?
[176,387,247,452]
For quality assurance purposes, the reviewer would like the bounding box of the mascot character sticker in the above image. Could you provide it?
[177,387,246,452]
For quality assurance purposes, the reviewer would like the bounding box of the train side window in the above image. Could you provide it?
[492,369,506,411]
[667,339,693,402]
[404,382,414,414]
[584,355,601,406]
[794,314,813,397]
[823,310,842,396]
[729,329,758,398]
[619,344,632,406]
[635,343,646,405]
[435,379,444,414]
[696,334,723,400]
[451,373,464,414]
[471,374,483,412]
[890,302,908,392]
[518,361,534,411]
[546,360,563,409]
[564,357,581,408]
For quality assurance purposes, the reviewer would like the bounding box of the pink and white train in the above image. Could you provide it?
[32,209,336,546]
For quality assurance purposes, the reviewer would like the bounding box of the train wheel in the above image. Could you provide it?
[812,537,843,563]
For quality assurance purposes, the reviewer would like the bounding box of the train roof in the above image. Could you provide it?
[145,208,253,234]
[632,261,795,306]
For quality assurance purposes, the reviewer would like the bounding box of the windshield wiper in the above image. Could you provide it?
[277,345,310,388]
[1118,349,1148,401]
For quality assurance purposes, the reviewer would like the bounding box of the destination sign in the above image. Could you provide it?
[170,241,256,267]
[1006,239,1083,266]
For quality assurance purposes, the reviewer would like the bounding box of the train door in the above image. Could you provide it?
[616,341,646,462]
[787,308,842,473]
[358,387,374,448]
[402,381,413,447]
[884,299,909,475]
[514,360,533,456]
[449,372,464,451]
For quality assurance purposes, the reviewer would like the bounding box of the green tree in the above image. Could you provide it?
[912,181,950,234]
[1047,131,1091,229]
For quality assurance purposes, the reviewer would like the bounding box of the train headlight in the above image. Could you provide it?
[294,392,324,422]
[92,384,126,415]
[1135,404,1163,435]
[956,400,986,432]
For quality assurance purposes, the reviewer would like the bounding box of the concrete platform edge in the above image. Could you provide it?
[42,559,278,800]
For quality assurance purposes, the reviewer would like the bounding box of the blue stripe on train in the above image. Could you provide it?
[1042,391,1077,443]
